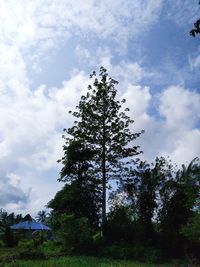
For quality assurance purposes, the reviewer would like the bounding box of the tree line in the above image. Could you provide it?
[0,67,199,263]
[48,67,200,262]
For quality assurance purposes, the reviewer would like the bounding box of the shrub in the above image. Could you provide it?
[105,206,135,243]
[92,231,103,246]
[43,240,62,256]
[0,240,4,248]
[19,249,45,260]
[18,234,46,260]
[18,239,35,249]
[2,226,16,247]
[55,214,92,253]
[101,244,161,262]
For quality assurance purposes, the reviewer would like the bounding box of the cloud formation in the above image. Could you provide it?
[0,0,199,215]
[0,173,30,210]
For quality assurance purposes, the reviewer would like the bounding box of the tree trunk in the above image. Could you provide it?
[102,89,106,230]
[102,151,106,227]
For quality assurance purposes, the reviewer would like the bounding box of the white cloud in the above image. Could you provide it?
[159,86,200,129]
[94,55,146,85]
[0,173,30,210]
[121,85,153,135]
[0,58,199,213]
[168,129,200,165]
[0,44,29,93]
[75,45,91,63]
[152,85,200,165]
[189,54,200,70]
[0,0,199,216]
[117,82,200,166]
[166,0,199,28]
[0,0,163,55]
[0,65,91,214]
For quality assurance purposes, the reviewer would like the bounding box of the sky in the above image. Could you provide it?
[0,0,200,216]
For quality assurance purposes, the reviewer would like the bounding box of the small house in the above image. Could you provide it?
[10,221,51,239]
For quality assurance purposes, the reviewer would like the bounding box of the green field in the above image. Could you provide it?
[0,255,173,267]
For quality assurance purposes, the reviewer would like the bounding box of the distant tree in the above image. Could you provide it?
[0,209,21,228]
[190,19,200,37]
[6,213,15,225]
[181,211,200,260]
[0,209,8,233]
[105,204,135,243]
[3,226,15,247]
[159,158,200,258]
[123,157,172,245]
[190,1,200,37]
[15,214,23,223]
[59,67,143,227]
[36,210,49,224]
[181,211,200,242]
[23,214,32,221]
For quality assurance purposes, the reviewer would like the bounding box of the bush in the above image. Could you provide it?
[92,231,103,246]
[18,239,34,249]
[0,240,4,248]
[55,214,92,253]
[2,226,16,247]
[43,240,62,256]
[105,206,135,243]
[101,244,161,262]
[18,235,46,260]
[133,245,161,263]
[19,249,45,260]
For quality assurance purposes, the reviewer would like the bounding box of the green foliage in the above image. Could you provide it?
[23,214,32,221]
[18,249,45,260]
[1,255,173,267]
[18,232,47,250]
[48,179,101,228]
[190,1,200,37]
[0,240,4,248]
[54,213,91,253]
[0,210,16,231]
[36,210,50,224]
[17,235,46,260]
[190,18,200,37]
[181,211,200,242]
[0,208,33,233]
[121,158,171,245]
[105,205,135,243]
[158,158,200,258]
[42,240,62,256]
[92,231,103,245]
[59,66,143,225]
[181,211,200,260]
[3,226,16,247]
[101,244,161,263]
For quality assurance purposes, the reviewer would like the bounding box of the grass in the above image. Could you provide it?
[1,255,173,267]
[0,247,20,259]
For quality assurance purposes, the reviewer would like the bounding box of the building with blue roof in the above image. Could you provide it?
[10,221,51,231]
[10,221,52,240]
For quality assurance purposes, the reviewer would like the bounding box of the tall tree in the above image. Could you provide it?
[59,67,143,226]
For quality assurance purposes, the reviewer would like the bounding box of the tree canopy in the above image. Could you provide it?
[58,66,143,226]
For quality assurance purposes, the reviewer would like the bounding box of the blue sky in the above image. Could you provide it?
[0,0,200,216]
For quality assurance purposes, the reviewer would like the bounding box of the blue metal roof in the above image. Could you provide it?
[10,221,51,231]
